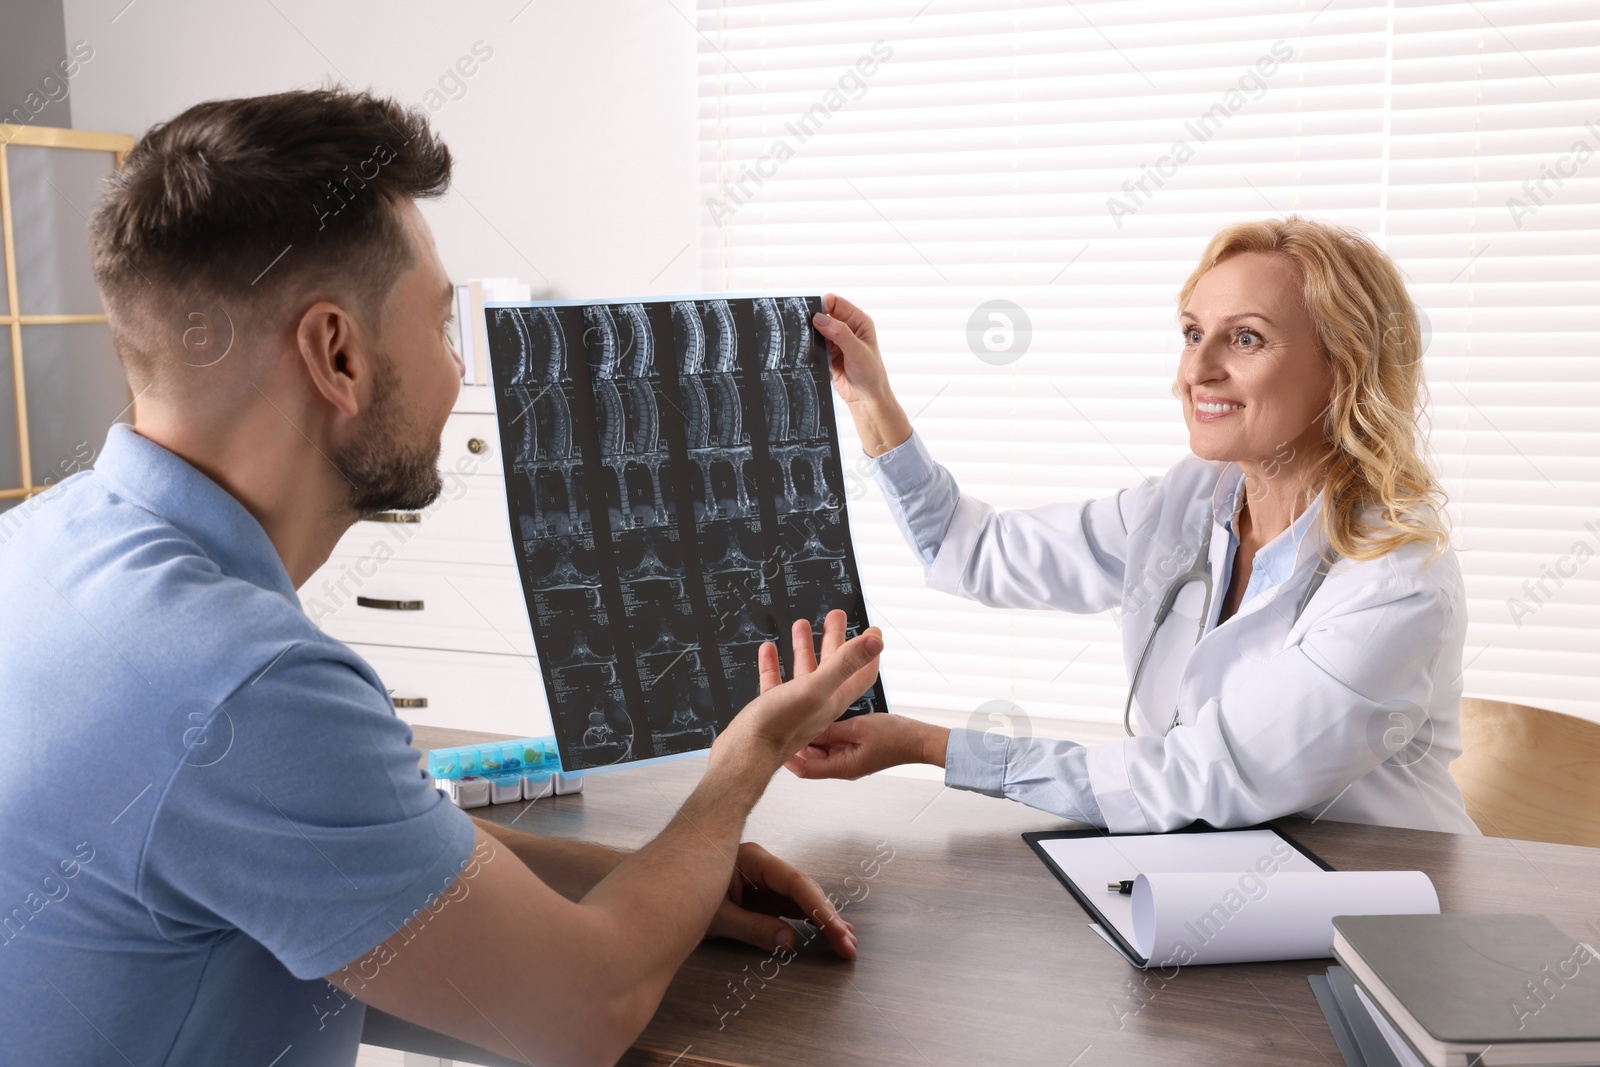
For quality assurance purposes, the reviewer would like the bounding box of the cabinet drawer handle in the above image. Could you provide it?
[356,596,425,611]
[467,437,488,455]
[392,696,429,709]
[363,512,422,524]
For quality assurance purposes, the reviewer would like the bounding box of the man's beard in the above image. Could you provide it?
[335,356,444,516]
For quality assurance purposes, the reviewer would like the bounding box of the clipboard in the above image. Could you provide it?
[1023,824,1334,967]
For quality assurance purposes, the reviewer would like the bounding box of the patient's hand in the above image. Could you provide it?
[705,841,857,959]
[785,713,950,781]
[709,609,882,777]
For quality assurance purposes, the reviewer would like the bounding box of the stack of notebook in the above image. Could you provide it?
[1309,914,1600,1067]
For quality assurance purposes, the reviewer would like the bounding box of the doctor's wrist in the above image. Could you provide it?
[848,396,913,458]
[914,721,950,769]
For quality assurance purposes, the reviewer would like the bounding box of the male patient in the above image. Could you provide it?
[0,88,880,1066]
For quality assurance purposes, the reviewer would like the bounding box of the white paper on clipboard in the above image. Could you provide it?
[1032,829,1438,968]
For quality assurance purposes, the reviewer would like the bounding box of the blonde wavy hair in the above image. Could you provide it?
[1176,215,1448,562]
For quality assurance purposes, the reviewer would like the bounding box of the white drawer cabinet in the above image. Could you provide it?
[348,644,554,739]
[302,558,533,657]
[301,387,547,736]
[336,476,513,567]
[438,411,501,476]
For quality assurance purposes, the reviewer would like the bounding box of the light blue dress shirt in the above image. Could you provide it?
[0,425,476,1066]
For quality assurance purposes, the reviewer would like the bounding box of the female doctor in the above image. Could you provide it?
[788,215,1480,835]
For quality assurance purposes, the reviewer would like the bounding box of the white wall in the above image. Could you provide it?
[1,0,74,130]
[62,0,702,297]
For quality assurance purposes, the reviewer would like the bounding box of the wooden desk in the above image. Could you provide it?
[373,726,1600,1067]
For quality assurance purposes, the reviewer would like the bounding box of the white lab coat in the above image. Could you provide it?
[884,434,1480,835]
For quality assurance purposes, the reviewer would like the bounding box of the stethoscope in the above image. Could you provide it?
[1121,518,1335,737]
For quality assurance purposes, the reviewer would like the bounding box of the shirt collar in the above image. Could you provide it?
[1211,463,1247,531]
[93,424,299,603]
[1210,461,1330,588]
[1252,493,1327,590]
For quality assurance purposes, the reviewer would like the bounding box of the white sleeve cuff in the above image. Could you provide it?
[867,429,939,498]
[944,727,1007,796]
[1085,739,1152,834]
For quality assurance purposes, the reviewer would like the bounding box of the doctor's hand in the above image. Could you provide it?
[784,713,951,781]
[813,294,913,457]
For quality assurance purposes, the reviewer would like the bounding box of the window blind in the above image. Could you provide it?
[693,0,1600,733]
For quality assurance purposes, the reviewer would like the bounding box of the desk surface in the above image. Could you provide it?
[401,725,1600,1067]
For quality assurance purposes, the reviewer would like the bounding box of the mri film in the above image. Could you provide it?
[485,294,887,773]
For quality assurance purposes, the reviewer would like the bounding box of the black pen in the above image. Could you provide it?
[1107,879,1135,894]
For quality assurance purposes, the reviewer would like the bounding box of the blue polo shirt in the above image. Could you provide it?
[0,425,476,1065]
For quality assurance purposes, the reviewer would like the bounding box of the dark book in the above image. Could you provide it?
[1332,914,1600,1067]
[1324,965,1405,1067]
[1311,970,1382,1067]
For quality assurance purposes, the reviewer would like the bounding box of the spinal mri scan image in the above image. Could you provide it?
[486,295,885,772]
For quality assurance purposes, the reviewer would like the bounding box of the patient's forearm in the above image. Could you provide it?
[475,818,628,901]
[573,754,770,1030]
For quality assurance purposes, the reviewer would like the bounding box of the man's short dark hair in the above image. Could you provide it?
[90,87,451,380]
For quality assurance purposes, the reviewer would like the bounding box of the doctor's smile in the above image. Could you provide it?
[797,215,1475,837]
[1192,397,1246,419]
